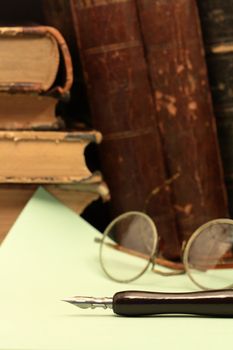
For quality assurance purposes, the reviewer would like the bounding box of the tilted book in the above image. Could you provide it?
[135,0,229,242]
[0,26,73,130]
[69,0,181,258]
[197,0,233,217]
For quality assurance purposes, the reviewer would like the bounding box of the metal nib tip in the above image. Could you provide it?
[62,296,113,310]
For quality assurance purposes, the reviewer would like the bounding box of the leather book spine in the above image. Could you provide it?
[197,0,233,216]
[136,0,229,241]
[42,0,91,126]
[70,0,181,258]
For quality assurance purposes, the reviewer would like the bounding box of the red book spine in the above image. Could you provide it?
[136,0,229,240]
[70,0,181,258]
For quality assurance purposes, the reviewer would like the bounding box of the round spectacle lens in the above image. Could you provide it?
[99,212,158,283]
[184,219,233,290]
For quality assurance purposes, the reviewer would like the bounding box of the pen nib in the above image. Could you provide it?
[62,296,113,310]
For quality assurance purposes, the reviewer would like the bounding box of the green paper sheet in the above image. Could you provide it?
[0,187,232,350]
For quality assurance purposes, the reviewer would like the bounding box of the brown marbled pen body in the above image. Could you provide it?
[113,290,233,317]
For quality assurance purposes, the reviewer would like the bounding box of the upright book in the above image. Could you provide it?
[196,0,233,216]
[135,0,229,241]
[69,0,181,258]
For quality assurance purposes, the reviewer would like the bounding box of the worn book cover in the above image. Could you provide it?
[197,0,233,217]
[70,0,181,258]
[136,0,229,241]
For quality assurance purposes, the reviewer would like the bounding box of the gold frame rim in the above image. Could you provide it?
[183,218,233,290]
[99,211,158,283]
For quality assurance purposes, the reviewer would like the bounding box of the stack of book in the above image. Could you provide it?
[0,25,109,242]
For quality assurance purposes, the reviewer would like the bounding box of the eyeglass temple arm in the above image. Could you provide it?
[151,267,185,276]
[95,237,184,271]
[95,237,233,270]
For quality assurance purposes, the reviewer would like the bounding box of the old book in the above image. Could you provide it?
[0,26,73,130]
[70,0,181,259]
[0,93,63,130]
[135,0,229,242]
[0,130,102,183]
[0,26,73,93]
[196,1,233,217]
[0,176,109,243]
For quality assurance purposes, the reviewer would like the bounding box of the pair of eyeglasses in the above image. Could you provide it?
[95,211,233,290]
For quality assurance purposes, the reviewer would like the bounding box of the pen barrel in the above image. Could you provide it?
[113,290,233,317]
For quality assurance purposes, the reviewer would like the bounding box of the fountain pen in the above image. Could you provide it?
[63,289,233,317]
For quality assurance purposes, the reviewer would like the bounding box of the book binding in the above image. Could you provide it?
[70,0,181,258]
[197,0,233,216]
[136,0,229,241]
